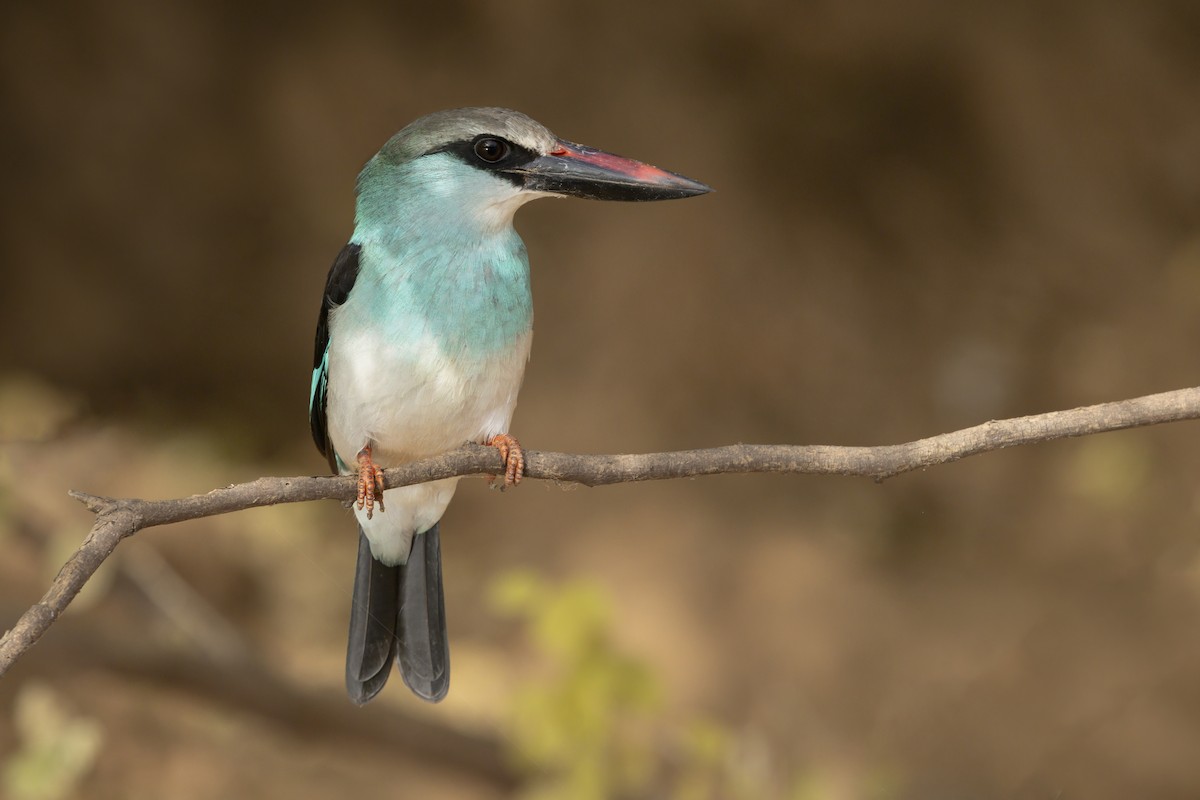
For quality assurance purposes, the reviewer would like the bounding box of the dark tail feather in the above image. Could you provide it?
[397,523,450,702]
[346,529,399,705]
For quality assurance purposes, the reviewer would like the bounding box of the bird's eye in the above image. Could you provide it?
[473,137,509,163]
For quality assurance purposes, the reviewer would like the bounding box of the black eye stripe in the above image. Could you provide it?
[427,135,539,182]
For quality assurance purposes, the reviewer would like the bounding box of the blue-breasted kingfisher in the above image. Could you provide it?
[309,108,710,704]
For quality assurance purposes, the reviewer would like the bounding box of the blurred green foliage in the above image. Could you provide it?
[0,374,117,607]
[0,375,80,445]
[491,572,659,800]
[492,572,895,800]
[1,683,102,800]
[1066,435,1153,510]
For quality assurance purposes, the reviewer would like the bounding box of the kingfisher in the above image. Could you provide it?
[310,107,709,704]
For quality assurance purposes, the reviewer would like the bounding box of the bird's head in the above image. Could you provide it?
[357,107,711,236]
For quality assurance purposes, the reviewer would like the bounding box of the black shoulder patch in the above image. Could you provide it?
[310,243,361,471]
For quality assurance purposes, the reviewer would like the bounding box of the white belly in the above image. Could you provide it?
[325,324,532,564]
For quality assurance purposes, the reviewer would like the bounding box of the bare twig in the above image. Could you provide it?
[25,623,515,787]
[119,546,252,667]
[2,386,1198,677]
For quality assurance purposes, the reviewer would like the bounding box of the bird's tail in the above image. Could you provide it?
[345,524,450,704]
[397,523,450,701]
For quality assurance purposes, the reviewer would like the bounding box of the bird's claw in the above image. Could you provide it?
[485,433,524,489]
[355,446,386,519]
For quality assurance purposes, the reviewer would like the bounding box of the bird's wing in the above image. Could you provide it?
[310,242,362,472]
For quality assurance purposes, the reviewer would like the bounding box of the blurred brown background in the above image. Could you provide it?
[2,0,1200,797]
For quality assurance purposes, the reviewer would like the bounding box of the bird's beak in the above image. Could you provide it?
[510,139,712,201]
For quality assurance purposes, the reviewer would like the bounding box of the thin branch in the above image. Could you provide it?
[27,624,515,787]
[119,546,252,667]
[2,386,1198,677]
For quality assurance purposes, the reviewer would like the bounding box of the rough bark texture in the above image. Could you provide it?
[2,386,1197,676]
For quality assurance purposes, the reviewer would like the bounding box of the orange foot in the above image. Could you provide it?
[486,433,524,488]
[355,445,386,519]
